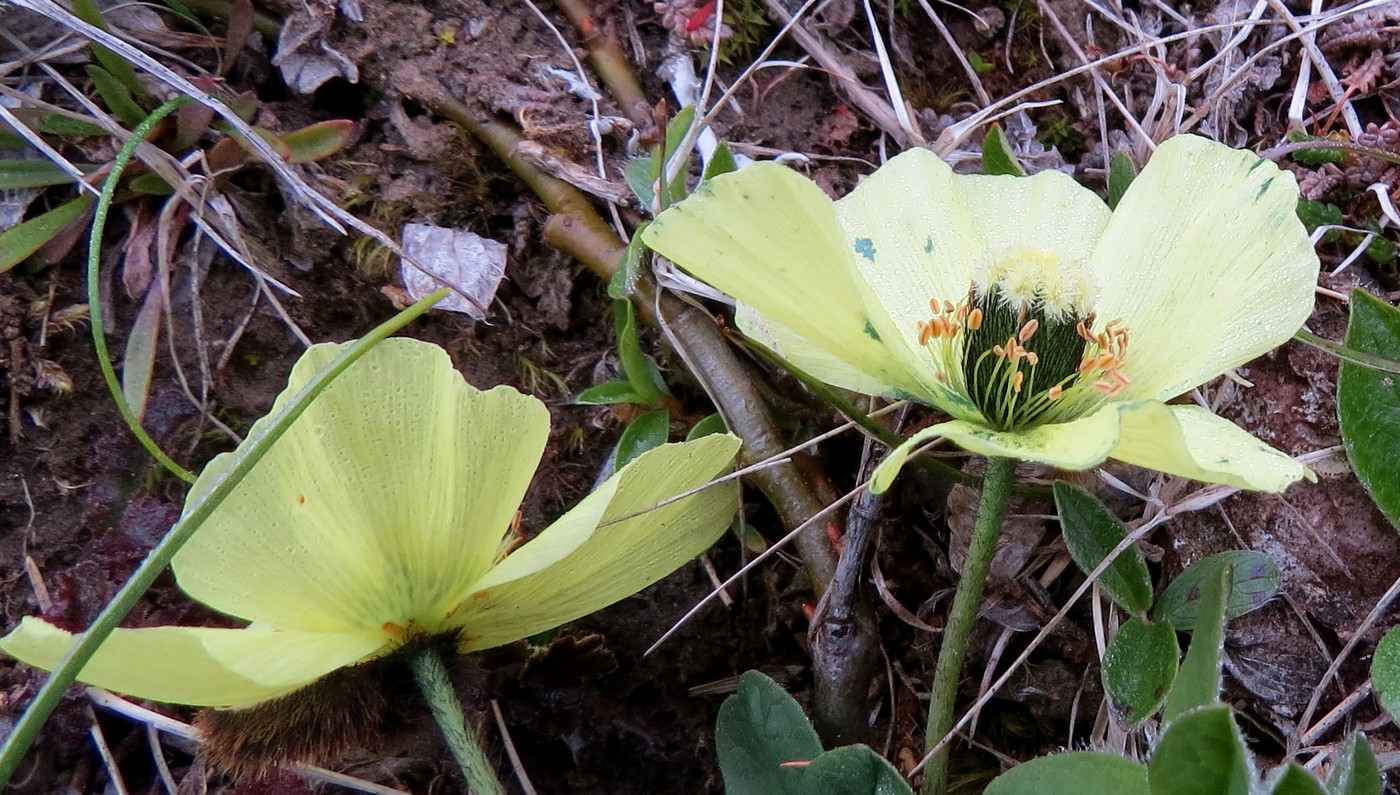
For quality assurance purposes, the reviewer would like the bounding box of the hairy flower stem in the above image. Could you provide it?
[411,647,505,795]
[921,456,1016,795]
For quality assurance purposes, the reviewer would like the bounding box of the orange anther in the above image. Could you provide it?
[1108,369,1131,386]
[1018,319,1040,342]
[918,321,933,346]
[1047,385,1063,401]
[944,300,956,314]
[1026,351,1040,366]
[929,298,942,313]
[1012,371,1025,392]
[967,308,984,331]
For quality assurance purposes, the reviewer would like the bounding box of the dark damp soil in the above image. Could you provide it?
[3,0,1400,793]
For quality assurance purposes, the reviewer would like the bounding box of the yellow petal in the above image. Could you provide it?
[641,163,929,400]
[956,169,1111,266]
[452,434,741,652]
[1088,135,1318,402]
[1110,402,1312,492]
[734,302,901,396]
[174,338,550,635]
[0,618,382,708]
[870,406,1122,493]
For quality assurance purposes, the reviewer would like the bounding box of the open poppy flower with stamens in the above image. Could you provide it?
[641,134,1318,493]
[0,338,740,768]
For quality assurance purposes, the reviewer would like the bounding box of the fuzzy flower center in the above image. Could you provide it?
[916,247,1130,431]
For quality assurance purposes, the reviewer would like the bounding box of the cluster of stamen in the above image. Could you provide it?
[915,273,1132,431]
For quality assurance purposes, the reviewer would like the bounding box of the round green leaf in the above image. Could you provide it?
[1370,627,1400,724]
[1155,551,1280,629]
[1103,617,1179,728]
[986,752,1148,795]
[1268,763,1327,795]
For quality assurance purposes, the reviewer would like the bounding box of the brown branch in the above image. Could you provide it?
[551,0,652,127]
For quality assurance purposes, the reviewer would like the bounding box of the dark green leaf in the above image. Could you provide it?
[1163,566,1228,724]
[1338,289,1400,529]
[1327,734,1381,795]
[1285,131,1345,165]
[1370,627,1400,722]
[1147,705,1252,795]
[128,172,175,195]
[85,66,148,127]
[1102,618,1178,728]
[616,409,669,469]
[800,745,911,795]
[1364,235,1396,266]
[985,752,1149,795]
[687,413,729,441]
[703,141,739,181]
[72,0,151,101]
[122,283,163,423]
[1155,551,1280,629]
[981,124,1025,177]
[716,670,823,795]
[1296,201,1344,237]
[0,160,94,190]
[657,105,696,208]
[1268,764,1327,795]
[1107,151,1135,210]
[1054,481,1153,615]
[576,380,643,406]
[0,195,95,274]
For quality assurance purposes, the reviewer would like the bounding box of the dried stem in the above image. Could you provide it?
[551,0,651,126]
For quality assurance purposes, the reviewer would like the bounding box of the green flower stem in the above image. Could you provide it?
[87,94,199,484]
[920,456,1017,795]
[410,646,505,795]
[1294,329,1400,374]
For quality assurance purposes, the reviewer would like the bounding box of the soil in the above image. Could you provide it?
[2,0,1400,793]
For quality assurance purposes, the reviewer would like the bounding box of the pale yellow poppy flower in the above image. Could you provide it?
[0,338,740,708]
[642,134,1316,493]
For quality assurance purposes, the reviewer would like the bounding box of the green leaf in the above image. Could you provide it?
[610,223,649,298]
[1268,764,1327,795]
[85,65,148,127]
[71,0,151,102]
[687,413,729,441]
[624,155,656,209]
[716,670,823,795]
[731,519,768,554]
[985,752,1149,795]
[614,299,670,404]
[616,409,669,469]
[657,105,696,209]
[0,194,95,274]
[1327,734,1381,795]
[1296,201,1344,237]
[121,282,163,423]
[34,114,108,137]
[128,172,175,195]
[1338,289,1400,529]
[981,124,1025,177]
[703,141,739,181]
[716,671,912,795]
[1053,481,1152,615]
[1154,551,1280,630]
[1285,131,1346,165]
[576,380,644,406]
[1162,566,1228,724]
[1370,627,1400,722]
[0,160,94,190]
[1102,617,1179,728]
[1106,151,1135,210]
[280,120,356,163]
[1147,705,1252,795]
